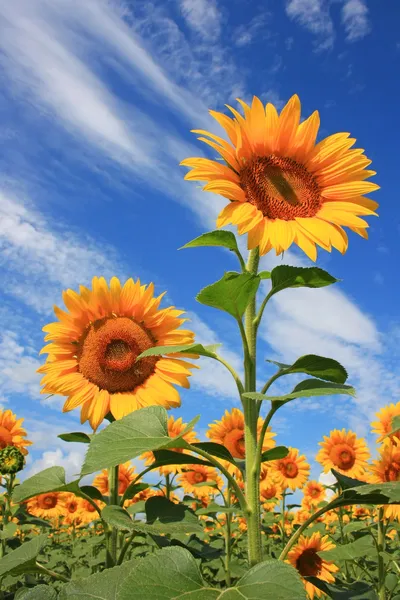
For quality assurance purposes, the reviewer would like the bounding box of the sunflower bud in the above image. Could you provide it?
[0,446,25,475]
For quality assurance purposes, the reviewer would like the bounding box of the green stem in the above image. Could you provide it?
[106,465,119,568]
[234,249,247,273]
[281,491,286,549]
[117,532,136,565]
[224,486,232,587]
[377,507,386,600]
[279,503,330,560]
[165,474,171,500]
[0,474,15,558]
[214,354,245,396]
[253,291,273,332]
[242,247,263,567]
[35,562,69,583]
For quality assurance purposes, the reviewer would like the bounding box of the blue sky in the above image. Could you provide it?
[0,0,399,486]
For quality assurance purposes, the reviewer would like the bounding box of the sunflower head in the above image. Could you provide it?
[371,402,400,446]
[38,277,198,430]
[270,447,310,491]
[177,464,223,498]
[181,94,379,260]
[316,428,370,479]
[0,410,32,456]
[0,446,25,475]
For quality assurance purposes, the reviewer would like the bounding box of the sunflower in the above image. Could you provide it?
[207,408,276,461]
[287,532,339,599]
[62,493,83,525]
[79,498,105,524]
[316,429,370,479]
[302,480,326,510]
[141,415,199,475]
[181,95,378,260]
[270,447,310,491]
[93,461,137,497]
[26,492,66,520]
[371,402,400,446]
[38,277,198,430]
[259,464,283,508]
[0,409,32,456]
[177,464,223,498]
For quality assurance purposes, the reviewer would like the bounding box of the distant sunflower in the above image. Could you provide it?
[177,464,223,498]
[270,447,310,491]
[38,277,198,430]
[27,492,66,520]
[0,409,32,456]
[371,402,400,446]
[259,464,283,508]
[207,408,275,461]
[79,498,105,524]
[93,462,137,496]
[62,493,83,525]
[370,444,400,487]
[302,480,326,510]
[316,429,370,479]
[287,532,339,599]
[141,415,199,475]
[181,95,379,260]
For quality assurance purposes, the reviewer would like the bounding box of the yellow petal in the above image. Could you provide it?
[321,181,380,200]
[276,94,301,154]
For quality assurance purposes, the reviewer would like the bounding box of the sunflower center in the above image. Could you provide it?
[310,487,320,498]
[296,548,322,577]
[77,317,158,393]
[240,155,322,221]
[38,494,58,509]
[224,430,246,459]
[0,427,13,449]
[330,443,356,470]
[261,485,276,500]
[282,460,299,478]
[384,459,400,482]
[193,471,207,484]
[68,501,78,513]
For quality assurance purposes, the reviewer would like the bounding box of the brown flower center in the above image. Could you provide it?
[281,460,299,479]
[330,443,356,470]
[77,317,158,393]
[192,471,207,484]
[310,487,321,498]
[224,430,246,459]
[384,456,400,482]
[296,548,322,577]
[38,494,58,509]
[240,155,322,220]
[0,427,13,449]
[68,501,78,513]
[261,485,277,500]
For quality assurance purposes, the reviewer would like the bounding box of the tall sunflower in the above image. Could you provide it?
[371,402,400,446]
[38,277,197,430]
[141,415,199,475]
[0,410,32,456]
[316,429,370,479]
[270,447,310,491]
[207,408,276,460]
[288,533,339,599]
[181,95,378,260]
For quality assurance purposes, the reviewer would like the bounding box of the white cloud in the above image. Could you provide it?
[24,447,85,481]
[0,331,41,401]
[179,0,221,40]
[341,0,370,41]
[233,12,271,47]
[285,0,335,50]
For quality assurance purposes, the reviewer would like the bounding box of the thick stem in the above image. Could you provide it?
[281,491,286,549]
[36,562,69,583]
[106,465,119,568]
[243,248,263,567]
[377,507,386,600]
[165,474,171,500]
[224,486,232,587]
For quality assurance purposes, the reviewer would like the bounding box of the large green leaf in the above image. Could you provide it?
[13,467,80,503]
[81,406,198,475]
[0,522,18,540]
[117,547,307,600]
[152,449,211,467]
[261,446,289,462]
[267,354,348,384]
[319,536,376,561]
[196,272,260,319]
[243,380,355,403]
[137,343,221,361]
[180,230,239,253]
[58,559,135,600]
[15,586,58,600]
[269,265,338,297]
[342,481,400,503]
[306,579,378,599]
[0,534,48,579]
[192,442,236,465]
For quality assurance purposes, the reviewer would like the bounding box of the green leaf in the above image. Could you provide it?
[196,503,241,516]
[152,449,211,468]
[58,432,91,444]
[80,485,105,503]
[306,579,378,599]
[382,414,400,441]
[342,481,400,503]
[117,547,307,600]
[196,272,261,319]
[278,354,348,384]
[331,469,366,490]
[191,442,236,465]
[0,534,48,579]
[180,230,239,253]
[13,466,81,503]
[243,380,355,403]
[81,406,197,475]
[259,271,271,280]
[269,265,338,298]
[137,342,221,361]
[319,536,376,560]
[59,559,135,600]
[261,446,289,462]
[0,522,18,540]
[15,586,58,600]
[120,482,149,505]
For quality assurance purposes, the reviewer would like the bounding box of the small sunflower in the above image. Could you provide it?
[207,408,276,461]
[0,410,32,456]
[371,402,400,446]
[79,498,105,524]
[141,415,199,475]
[26,492,66,520]
[302,480,326,510]
[93,461,138,497]
[270,447,310,491]
[287,532,339,599]
[181,94,379,261]
[38,277,198,430]
[62,493,83,525]
[259,464,283,508]
[177,464,223,498]
[316,429,370,479]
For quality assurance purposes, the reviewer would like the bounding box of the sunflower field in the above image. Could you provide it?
[1,95,397,600]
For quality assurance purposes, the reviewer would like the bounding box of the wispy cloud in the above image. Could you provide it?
[341,0,370,42]
[179,0,222,41]
[232,11,272,47]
